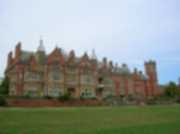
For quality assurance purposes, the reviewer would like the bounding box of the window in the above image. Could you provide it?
[10,75,16,82]
[103,89,114,98]
[25,72,42,81]
[51,71,60,80]
[67,75,77,84]
[9,84,16,96]
[49,90,60,97]
[49,65,62,81]
[67,67,77,74]
[103,78,113,86]
[81,75,93,84]
[48,84,62,97]
[81,89,94,98]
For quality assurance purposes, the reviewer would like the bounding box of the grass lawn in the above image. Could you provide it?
[0,105,180,134]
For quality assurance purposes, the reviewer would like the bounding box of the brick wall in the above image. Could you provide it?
[6,99,104,107]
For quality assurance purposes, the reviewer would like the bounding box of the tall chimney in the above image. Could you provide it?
[7,51,13,67]
[15,42,21,62]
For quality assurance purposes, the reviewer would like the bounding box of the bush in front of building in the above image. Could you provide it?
[0,77,9,106]
[0,95,7,106]
[58,92,71,101]
[126,94,137,102]
[0,76,9,96]
[80,92,97,100]
[44,95,53,99]
[176,96,180,103]
[146,97,158,105]
[80,95,97,100]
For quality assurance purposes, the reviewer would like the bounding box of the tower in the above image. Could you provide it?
[36,37,46,64]
[145,60,158,96]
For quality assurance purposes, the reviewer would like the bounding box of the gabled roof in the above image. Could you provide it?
[20,50,46,65]
[66,50,79,65]
[47,47,64,65]
[20,51,34,64]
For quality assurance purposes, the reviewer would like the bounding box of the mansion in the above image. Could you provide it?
[5,40,159,99]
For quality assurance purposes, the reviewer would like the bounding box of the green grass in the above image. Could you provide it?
[0,105,180,134]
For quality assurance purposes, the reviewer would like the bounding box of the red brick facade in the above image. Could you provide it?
[5,42,159,99]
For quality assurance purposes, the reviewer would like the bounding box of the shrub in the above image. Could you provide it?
[24,92,31,99]
[146,97,157,105]
[58,93,71,101]
[0,76,9,95]
[96,88,103,93]
[44,95,53,99]
[80,95,85,100]
[127,94,136,102]
[176,96,180,103]
[103,94,113,101]
[80,95,97,100]
[0,95,7,106]
[164,82,178,97]
[90,96,97,100]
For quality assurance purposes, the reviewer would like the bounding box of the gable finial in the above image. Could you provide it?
[91,48,97,60]
[38,35,45,52]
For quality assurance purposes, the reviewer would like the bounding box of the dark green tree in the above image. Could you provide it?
[0,76,10,95]
[164,81,179,97]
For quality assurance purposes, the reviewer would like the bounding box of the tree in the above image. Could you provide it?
[164,81,180,97]
[0,76,10,95]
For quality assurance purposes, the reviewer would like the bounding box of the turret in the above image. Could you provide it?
[145,60,157,82]
[145,60,158,95]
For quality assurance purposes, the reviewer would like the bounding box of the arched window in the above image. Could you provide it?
[49,84,62,97]
[49,65,61,81]
[51,71,60,80]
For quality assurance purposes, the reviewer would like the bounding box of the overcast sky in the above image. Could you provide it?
[0,0,180,84]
